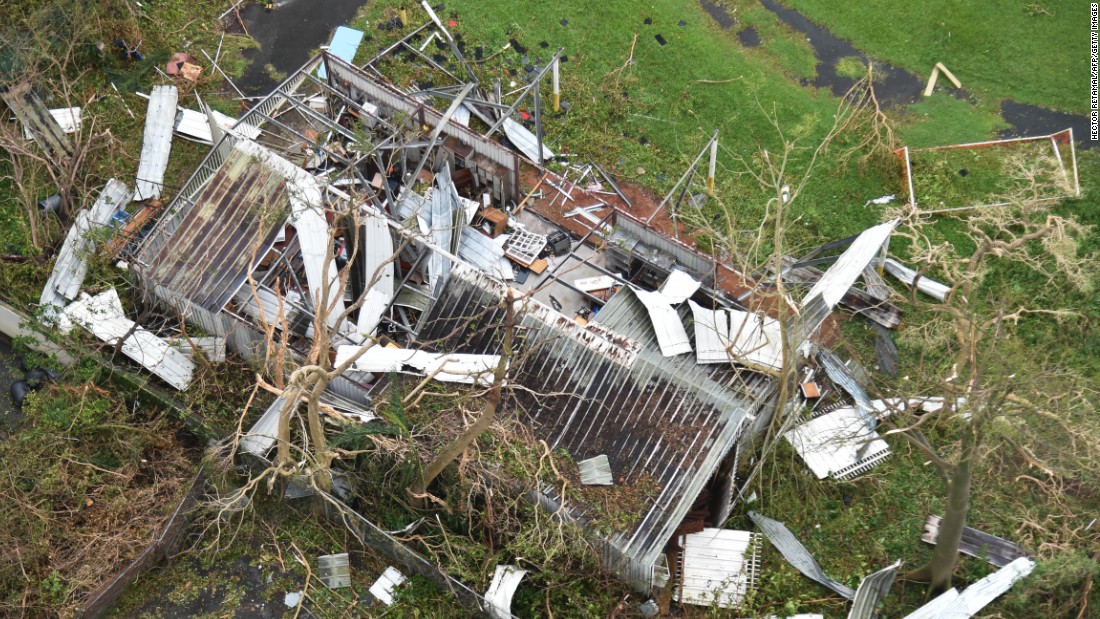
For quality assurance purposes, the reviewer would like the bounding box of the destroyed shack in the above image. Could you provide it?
[123,49,898,598]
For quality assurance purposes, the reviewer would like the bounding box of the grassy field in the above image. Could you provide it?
[782,0,1086,114]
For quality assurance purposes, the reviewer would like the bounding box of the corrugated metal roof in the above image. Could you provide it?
[459,228,512,279]
[62,288,194,390]
[784,406,891,480]
[137,143,288,313]
[40,179,130,312]
[675,528,760,609]
[356,209,395,337]
[687,301,783,370]
[847,560,901,619]
[134,85,178,201]
[748,511,856,600]
[413,263,771,582]
[578,454,613,485]
[484,565,527,619]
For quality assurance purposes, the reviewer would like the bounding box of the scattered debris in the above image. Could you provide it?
[902,557,1035,619]
[632,287,692,357]
[283,590,303,608]
[317,26,365,80]
[882,258,950,302]
[484,565,528,619]
[21,107,81,140]
[368,566,407,605]
[921,515,1030,568]
[675,528,761,608]
[923,62,962,97]
[657,268,701,304]
[133,85,178,202]
[784,406,891,480]
[169,336,227,362]
[173,107,260,144]
[577,454,613,485]
[335,345,503,386]
[748,511,855,599]
[60,288,195,390]
[39,178,130,315]
[688,300,783,370]
[317,552,352,589]
[1,81,74,158]
[872,323,899,377]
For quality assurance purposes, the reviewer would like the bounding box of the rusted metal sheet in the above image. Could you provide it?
[1,81,73,159]
[921,515,1030,568]
[137,143,287,313]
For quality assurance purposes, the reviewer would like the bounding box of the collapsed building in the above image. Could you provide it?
[113,46,902,601]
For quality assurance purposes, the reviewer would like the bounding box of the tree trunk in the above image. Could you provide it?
[908,425,976,594]
[412,292,515,504]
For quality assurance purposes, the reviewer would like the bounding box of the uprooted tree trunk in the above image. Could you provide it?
[410,290,515,507]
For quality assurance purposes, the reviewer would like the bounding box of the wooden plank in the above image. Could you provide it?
[935,62,962,89]
[1,81,74,159]
[921,515,1029,568]
[922,66,940,97]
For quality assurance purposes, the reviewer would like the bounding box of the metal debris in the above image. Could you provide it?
[240,396,287,456]
[1,81,74,158]
[848,560,901,619]
[21,107,81,140]
[748,511,856,600]
[657,268,701,304]
[133,85,178,201]
[369,566,407,605]
[317,552,352,589]
[61,288,195,390]
[484,565,528,619]
[577,454,613,485]
[902,557,1035,619]
[921,515,1030,568]
[784,406,891,480]
[632,288,692,357]
[882,258,950,302]
[675,528,761,609]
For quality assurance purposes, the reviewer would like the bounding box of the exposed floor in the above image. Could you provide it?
[237,0,370,95]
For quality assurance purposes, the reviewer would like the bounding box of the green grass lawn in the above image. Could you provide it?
[781,0,1087,114]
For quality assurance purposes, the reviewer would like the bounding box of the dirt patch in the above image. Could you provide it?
[699,0,736,29]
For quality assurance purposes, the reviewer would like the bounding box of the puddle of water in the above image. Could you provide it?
[699,0,735,29]
[1001,101,1092,148]
[745,0,1092,149]
[737,26,761,48]
[236,0,370,95]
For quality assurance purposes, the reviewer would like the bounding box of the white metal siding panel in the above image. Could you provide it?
[689,300,731,364]
[578,454,614,485]
[502,117,554,162]
[657,268,701,304]
[632,288,692,357]
[784,407,890,480]
[484,565,527,619]
[356,210,395,337]
[675,529,760,608]
[63,288,194,390]
[801,220,897,310]
[134,85,178,201]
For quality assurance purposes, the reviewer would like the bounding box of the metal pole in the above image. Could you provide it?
[552,58,560,113]
[646,129,717,224]
[707,132,718,195]
[534,79,544,166]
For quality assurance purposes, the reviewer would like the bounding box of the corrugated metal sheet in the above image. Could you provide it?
[797,220,897,343]
[356,209,395,337]
[1,81,73,159]
[920,515,1030,568]
[459,228,512,279]
[848,560,901,619]
[368,566,406,605]
[40,179,130,312]
[22,107,80,140]
[784,406,891,480]
[578,454,613,485]
[903,557,1035,619]
[62,288,194,390]
[133,85,178,201]
[412,263,771,591]
[631,288,692,357]
[502,117,553,162]
[137,143,287,313]
[687,301,783,370]
[174,107,260,144]
[882,258,950,302]
[816,347,875,421]
[657,269,701,304]
[484,565,527,619]
[429,168,459,291]
[748,511,856,600]
[689,301,731,364]
[241,396,287,456]
[336,344,502,386]
[317,553,352,589]
[675,528,760,609]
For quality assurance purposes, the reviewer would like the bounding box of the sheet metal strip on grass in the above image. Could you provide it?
[134,85,178,201]
[920,515,1030,568]
[847,560,901,619]
[748,511,855,600]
